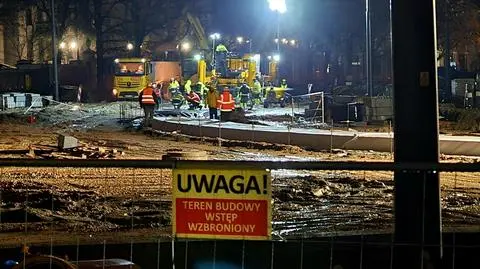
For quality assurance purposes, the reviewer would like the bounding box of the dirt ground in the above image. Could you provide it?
[0,105,479,245]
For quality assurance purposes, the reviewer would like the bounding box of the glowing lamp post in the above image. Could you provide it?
[268,0,286,52]
[209,33,220,67]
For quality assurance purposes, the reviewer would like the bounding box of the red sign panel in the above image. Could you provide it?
[175,198,268,237]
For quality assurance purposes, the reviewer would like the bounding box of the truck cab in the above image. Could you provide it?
[113,58,152,100]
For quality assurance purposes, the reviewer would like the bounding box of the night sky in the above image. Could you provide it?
[211,0,389,47]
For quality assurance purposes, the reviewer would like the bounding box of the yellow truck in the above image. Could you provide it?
[112,58,181,100]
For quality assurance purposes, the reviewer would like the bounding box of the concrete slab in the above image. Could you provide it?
[57,135,78,150]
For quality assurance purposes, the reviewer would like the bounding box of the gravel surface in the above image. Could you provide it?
[0,103,479,245]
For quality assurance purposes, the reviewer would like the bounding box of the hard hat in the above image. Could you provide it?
[282,79,286,82]
[147,83,153,87]
[224,87,230,91]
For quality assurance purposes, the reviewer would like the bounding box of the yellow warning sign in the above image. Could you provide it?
[172,168,272,240]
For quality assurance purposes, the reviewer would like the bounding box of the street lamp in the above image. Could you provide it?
[181,42,191,52]
[246,39,252,53]
[69,41,77,50]
[59,42,66,49]
[236,36,244,44]
[51,0,59,101]
[268,0,286,52]
[209,33,220,67]
[273,54,280,62]
[268,0,286,13]
[194,54,202,61]
[126,43,134,50]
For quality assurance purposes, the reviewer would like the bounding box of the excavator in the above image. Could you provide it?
[176,11,261,93]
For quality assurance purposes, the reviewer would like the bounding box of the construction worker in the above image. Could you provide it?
[215,43,229,77]
[139,83,159,128]
[206,86,219,120]
[171,88,184,109]
[184,79,192,94]
[280,78,288,89]
[238,83,251,110]
[168,78,180,92]
[195,81,208,101]
[218,87,235,121]
[252,78,263,104]
[186,91,202,110]
[152,81,162,108]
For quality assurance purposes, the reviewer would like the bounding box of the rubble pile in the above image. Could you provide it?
[0,134,125,160]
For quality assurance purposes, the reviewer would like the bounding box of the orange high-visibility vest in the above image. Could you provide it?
[141,87,155,105]
[219,92,234,111]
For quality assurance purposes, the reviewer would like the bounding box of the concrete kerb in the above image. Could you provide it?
[152,118,480,156]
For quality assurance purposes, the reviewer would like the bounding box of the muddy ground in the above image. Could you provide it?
[0,104,479,245]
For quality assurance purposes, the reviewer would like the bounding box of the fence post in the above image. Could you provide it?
[299,239,304,269]
[329,237,334,269]
[270,241,275,269]
[330,119,334,153]
[184,240,188,269]
[154,239,160,269]
[213,240,217,269]
[218,118,222,148]
[102,240,107,269]
[241,240,246,269]
[251,123,255,142]
[171,238,176,269]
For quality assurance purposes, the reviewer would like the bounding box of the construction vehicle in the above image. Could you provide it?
[196,53,257,93]
[173,11,260,91]
[112,58,181,100]
[263,86,292,108]
[112,58,151,100]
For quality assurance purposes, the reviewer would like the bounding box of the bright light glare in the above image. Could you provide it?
[114,58,119,63]
[267,56,272,60]
[181,42,191,51]
[59,42,66,49]
[210,33,220,40]
[268,0,287,13]
[290,40,296,45]
[127,43,134,50]
[273,54,280,62]
[237,36,244,43]
[69,41,77,50]
[274,38,279,43]
[281,38,288,44]
[251,54,261,62]
[194,54,202,61]
[141,58,146,63]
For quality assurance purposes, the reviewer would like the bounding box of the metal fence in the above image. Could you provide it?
[0,160,479,269]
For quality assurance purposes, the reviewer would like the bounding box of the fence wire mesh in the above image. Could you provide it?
[0,163,478,269]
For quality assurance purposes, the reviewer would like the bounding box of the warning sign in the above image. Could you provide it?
[172,168,271,240]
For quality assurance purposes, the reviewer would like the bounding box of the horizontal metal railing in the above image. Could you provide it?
[0,159,480,171]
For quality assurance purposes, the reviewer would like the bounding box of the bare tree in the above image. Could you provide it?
[437,0,480,68]
[118,0,190,57]
[0,0,42,62]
